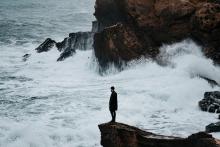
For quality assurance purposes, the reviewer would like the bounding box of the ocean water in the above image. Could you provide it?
[1,1,220,147]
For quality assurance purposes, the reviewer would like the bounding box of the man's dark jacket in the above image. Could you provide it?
[109,91,118,111]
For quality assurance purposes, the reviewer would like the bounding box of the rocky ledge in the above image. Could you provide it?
[94,0,220,69]
[99,122,220,147]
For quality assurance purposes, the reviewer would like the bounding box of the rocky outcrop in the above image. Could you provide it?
[35,31,94,61]
[56,32,93,61]
[99,122,220,147]
[35,38,56,53]
[34,19,99,61]
[56,32,93,51]
[206,122,220,133]
[199,91,220,113]
[94,0,220,69]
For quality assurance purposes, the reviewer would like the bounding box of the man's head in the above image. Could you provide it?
[111,86,115,92]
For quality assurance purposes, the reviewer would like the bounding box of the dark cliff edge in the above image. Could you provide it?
[99,122,220,147]
[94,0,220,70]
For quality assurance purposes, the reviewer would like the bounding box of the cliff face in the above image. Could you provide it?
[94,0,220,69]
[99,122,220,147]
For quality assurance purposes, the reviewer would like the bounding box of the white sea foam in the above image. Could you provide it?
[0,39,220,147]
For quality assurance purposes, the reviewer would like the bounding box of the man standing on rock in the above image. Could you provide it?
[109,86,118,122]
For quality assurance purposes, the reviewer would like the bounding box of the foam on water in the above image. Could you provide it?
[0,39,220,147]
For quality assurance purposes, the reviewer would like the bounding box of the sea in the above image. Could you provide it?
[1,0,220,147]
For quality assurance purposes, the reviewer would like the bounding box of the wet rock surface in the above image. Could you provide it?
[35,31,94,61]
[206,122,220,133]
[34,19,98,61]
[57,47,75,62]
[35,38,56,53]
[94,0,220,69]
[199,91,220,113]
[56,32,93,52]
[56,32,93,61]
[99,122,220,147]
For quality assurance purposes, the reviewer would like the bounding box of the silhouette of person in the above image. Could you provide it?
[109,86,118,122]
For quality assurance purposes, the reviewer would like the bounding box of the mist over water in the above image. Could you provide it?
[1,0,220,147]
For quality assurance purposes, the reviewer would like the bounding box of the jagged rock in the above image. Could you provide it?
[55,32,93,61]
[56,32,93,51]
[57,47,75,61]
[99,122,220,147]
[205,91,220,98]
[206,122,220,133]
[199,91,220,113]
[35,38,56,53]
[22,54,31,62]
[94,0,220,69]
[35,31,94,61]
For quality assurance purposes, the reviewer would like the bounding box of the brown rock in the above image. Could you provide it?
[94,0,220,69]
[99,122,220,147]
[94,0,124,31]
[94,23,158,69]
[193,3,220,31]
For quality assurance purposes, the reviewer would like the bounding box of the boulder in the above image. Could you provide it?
[199,91,220,113]
[206,122,220,133]
[94,0,220,69]
[99,122,220,147]
[35,38,56,53]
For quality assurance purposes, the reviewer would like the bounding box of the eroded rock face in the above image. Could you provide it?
[94,23,158,69]
[94,0,220,69]
[99,122,220,147]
